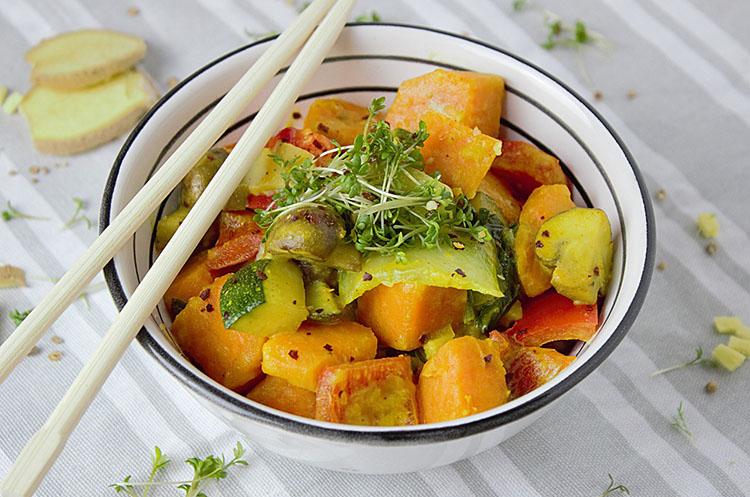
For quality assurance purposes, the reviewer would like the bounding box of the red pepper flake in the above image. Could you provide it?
[516,328,528,336]
[205,303,214,312]
[256,270,268,281]
[593,266,600,276]
[306,332,312,336]
[292,300,297,305]
[312,139,323,149]
[223,311,230,320]
[362,192,376,201]
[455,268,466,277]
[541,230,550,237]
[292,111,302,119]
[448,233,457,239]
[419,334,428,344]
[199,288,211,300]
[349,356,355,362]
[483,354,493,363]
[323,344,333,352]
[317,123,330,133]
[362,272,373,281]
[315,308,324,314]
[288,349,299,360]
[535,241,544,248]
[586,305,594,312]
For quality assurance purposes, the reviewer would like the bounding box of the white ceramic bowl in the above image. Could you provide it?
[102,24,655,474]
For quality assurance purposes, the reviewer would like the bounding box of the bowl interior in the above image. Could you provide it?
[103,24,653,442]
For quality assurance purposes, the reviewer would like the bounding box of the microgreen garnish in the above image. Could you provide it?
[255,97,490,262]
[599,474,630,496]
[110,442,248,497]
[9,308,32,327]
[650,346,717,377]
[671,402,695,441]
[354,11,381,22]
[61,197,92,230]
[1,201,49,222]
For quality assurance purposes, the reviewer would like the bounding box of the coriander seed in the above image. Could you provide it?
[705,380,718,393]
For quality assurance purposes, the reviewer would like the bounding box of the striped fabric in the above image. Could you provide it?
[1,1,748,495]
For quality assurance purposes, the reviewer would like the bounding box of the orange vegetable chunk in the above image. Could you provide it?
[477,171,521,223]
[303,98,381,146]
[418,336,509,423]
[206,210,264,271]
[170,274,265,392]
[315,356,418,426]
[265,126,335,157]
[491,140,568,200]
[262,321,378,391]
[419,110,502,199]
[505,346,575,398]
[356,282,467,351]
[246,375,317,419]
[515,184,575,297]
[502,291,598,347]
[386,69,505,137]
[163,251,213,318]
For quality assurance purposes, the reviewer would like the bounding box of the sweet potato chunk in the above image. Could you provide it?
[420,110,502,199]
[386,69,505,137]
[491,140,568,200]
[262,321,378,391]
[206,211,264,271]
[477,172,521,223]
[163,251,213,318]
[303,98,381,146]
[418,336,509,423]
[356,282,467,351]
[246,375,316,419]
[315,356,418,426]
[502,290,598,347]
[515,184,575,297]
[170,275,265,392]
[505,346,575,398]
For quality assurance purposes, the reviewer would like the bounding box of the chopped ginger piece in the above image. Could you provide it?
[728,336,750,357]
[697,213,719,238]
[0,86,7,106]
[2,91,23,115]
[712,344,745,371]
[735,326,750,340]
[714,316,745,334]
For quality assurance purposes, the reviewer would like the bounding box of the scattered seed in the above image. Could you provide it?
[51,336,63,344]
[657,261,666,271]
[27,345,39,356]
[48,350,63,361]
[128,7,140,15]
[167,77,179,88]
[54,161,69,168]
[31,178,39,184]
[706,243,718,255]
[8,170,17,176]
[705,380,718,394]
[656,188,666,200]
[594,91,603,100]
[29,166,40,174]
[40,167,49,175]
[627,90,637,99]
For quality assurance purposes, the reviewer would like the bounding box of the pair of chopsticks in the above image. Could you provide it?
[0,0,356,494]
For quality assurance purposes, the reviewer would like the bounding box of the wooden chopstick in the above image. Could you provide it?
[1,0,356,495]
[0,0,339,386]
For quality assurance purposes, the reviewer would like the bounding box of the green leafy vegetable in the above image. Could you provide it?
[1,201,49,222]
[9,308,32,327]
[255,97,490,262]
[599,474,630,496]
[650,346,717,377]
[111,443,248,497]
[671,402,695,441]
[61,197,92,230]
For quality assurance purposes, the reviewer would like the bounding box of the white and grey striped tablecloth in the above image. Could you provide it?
[1,1,749,496]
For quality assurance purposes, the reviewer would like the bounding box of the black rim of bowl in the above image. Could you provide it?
[101,23,656,445]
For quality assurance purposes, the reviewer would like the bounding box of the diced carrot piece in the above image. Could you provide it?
[163,251,214,318]
[303,98,381,146]
[386,69,505,137]
[246,375,317,419]
[491,140,568,201]
[265,126,335,156]
[356,282,467,351]
[170,274,265,392]
[418,336,509,423]
[206,211,264,271]
[315,356,418,426]
[262,321,378,391]
[477,171,521,223]
[505,346,575,398]
[502,290,598,347]
[515,184,575,297]
[420,110,502,199]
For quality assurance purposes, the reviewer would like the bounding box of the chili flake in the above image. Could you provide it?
[454,268,466,277]
[199,288,211,300]
[288,350,299,360]
[323,344,333,352]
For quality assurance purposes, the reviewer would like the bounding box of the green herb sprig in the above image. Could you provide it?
[354,11,381,22]
[61,198,92,230]
[599,474,630,496]
[255,97,490,262]
[9,308,32,327]
[111,442,248,497]
[650,346,717,377]
[1,201,49,222]
[671,402,695,441]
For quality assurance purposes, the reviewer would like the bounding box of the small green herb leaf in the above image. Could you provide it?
[650,346,717,377]
[671,401,695,441]
[2,201,49,222]
[354,11,381,22]
[599,473,630,496]
[61,197,92,230]
[9,308,32,327]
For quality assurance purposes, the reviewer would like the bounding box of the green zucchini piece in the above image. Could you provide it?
[220,258,307,337]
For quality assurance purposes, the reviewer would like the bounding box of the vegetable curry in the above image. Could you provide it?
[158,69,614,426]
